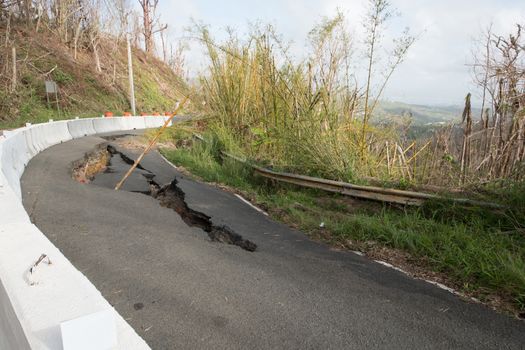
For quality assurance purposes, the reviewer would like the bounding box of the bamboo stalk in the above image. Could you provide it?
[114,96,189,190]
[385,141,391,176]
[407,140,431,163]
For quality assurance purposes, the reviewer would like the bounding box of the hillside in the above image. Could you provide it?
[0,25,475,132]
[0,25,188,129]
[375,100,482,125]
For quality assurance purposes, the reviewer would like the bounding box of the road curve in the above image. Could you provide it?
[21,133,525,349]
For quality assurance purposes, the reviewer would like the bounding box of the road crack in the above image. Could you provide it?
[75,144,257,252]
[150,179,257,252]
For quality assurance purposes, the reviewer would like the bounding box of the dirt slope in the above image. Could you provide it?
[0,25,188,128]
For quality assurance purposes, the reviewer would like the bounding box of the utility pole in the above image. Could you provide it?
[11,46,17,92]
[127,34,136,115]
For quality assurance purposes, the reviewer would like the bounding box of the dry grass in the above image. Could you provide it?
[193,20,415,183]
[191,19,524,190]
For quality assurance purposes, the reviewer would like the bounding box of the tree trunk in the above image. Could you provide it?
[93,43,101,72]
[73,17,83,60]
[142,1,153,53]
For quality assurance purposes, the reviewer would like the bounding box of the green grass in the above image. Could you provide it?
[162,137,260,193]
[161,133,525,314]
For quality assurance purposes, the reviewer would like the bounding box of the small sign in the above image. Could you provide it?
[45,80,58,94]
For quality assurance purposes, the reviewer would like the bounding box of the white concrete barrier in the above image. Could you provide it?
[0,175,30,224]
[91,116,172,134]
[1,130,32,198]
[121,116,147,131]
[26,126,46,155]
[0,117,163,349]
[92,117,122,134]
[144,116,171,128]
[67,118,96,138]
[0,223,150,350]
[0,278,31,350]
[28,121,72,155]
[22,128,39,158]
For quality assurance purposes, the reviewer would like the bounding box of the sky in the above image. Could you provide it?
[155,0,524,106]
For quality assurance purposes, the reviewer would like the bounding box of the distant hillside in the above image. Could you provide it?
[375,101,482,125]
[0,25,188,129]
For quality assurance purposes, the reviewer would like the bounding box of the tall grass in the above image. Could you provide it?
[193,17,411,183]
[192,16,524,189]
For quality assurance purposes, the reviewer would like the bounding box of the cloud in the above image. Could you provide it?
[382,0,524,104]
[156,0,524,105]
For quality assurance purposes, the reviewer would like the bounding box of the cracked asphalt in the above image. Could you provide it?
[21,132,525,349]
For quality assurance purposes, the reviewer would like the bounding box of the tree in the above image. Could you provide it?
[359,0,415,155]
[137,0,166,54]
[461,23,525,181]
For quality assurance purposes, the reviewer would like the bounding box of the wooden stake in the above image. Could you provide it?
[114,96,189,191]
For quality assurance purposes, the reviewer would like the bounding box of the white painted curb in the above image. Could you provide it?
[0,116,171,349]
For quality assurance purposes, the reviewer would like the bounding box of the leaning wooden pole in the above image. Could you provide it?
[114,96,189,190]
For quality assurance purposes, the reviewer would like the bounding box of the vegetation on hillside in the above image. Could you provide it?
[191,3,524,189]
[374,101,472,125]
[192,6,417,184]
[0,0,187,129]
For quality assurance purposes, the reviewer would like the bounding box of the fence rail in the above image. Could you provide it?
[193,134,501,208]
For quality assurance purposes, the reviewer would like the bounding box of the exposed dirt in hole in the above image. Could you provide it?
[73,144,257,252]
[71,143,111,183]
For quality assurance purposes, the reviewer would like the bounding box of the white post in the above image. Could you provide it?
[11,46,16,92]
[127,35,136,115]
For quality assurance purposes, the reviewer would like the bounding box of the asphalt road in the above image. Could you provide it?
[21,133,525,349]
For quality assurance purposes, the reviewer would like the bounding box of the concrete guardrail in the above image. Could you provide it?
[0,116,171,350]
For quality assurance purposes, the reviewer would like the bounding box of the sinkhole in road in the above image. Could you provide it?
[74,144,257,252]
